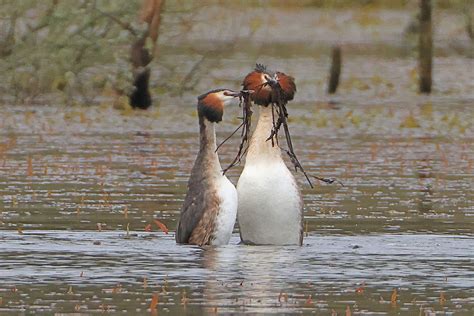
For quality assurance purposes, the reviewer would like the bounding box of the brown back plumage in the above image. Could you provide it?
[175,118,221,246]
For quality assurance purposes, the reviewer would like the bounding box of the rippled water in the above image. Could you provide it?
[1,100,473,314]
[1,5,474,314]
[1,100,473,236]
[1,231,473,315]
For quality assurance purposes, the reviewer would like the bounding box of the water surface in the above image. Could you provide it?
[1,231,473,314]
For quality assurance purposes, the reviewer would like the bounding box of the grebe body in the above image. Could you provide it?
[176,89,241,246]
[237,65,303,246]
[237,106,303,245]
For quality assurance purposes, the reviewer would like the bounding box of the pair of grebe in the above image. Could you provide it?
[176,65,302,246]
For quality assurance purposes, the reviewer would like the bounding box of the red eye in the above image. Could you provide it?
[223,91,231,96]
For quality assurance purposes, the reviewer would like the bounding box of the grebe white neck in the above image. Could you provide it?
[245,105,282,165]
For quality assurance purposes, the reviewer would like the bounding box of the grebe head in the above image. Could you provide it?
[242,64,296,106]
[197,89,241,123]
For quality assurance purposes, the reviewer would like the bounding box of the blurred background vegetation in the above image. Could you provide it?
[0,0,472,106]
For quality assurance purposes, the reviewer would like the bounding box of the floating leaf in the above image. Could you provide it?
[249,17,263,33]
[79,112,87,124]
[51,76,67,91]
[355,284,365,294]
[409,67,418,84]
[400,114,420,128]
[371,143,378,161]
[346,305,352,316]
[150,293,159,310]
[181,290,188,306]
[420,102,433,117]
[353,10,382,27]
[154,219,169,234]
[390,288,398,305]
[27,156,33,176]
[350,114,361,126]
[439,292,446,305]
[448,114,461,129]
[100,304,109,312]
[112,284,122,294]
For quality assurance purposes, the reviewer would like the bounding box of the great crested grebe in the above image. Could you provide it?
[237,65,303,246]
[176,89,242,246]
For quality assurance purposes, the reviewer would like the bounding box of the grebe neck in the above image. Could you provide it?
[246,105,282,165]
[198,116,221,174]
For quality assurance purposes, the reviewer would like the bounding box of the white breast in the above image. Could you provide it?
[211,175,238,245]
[237,160,302,245]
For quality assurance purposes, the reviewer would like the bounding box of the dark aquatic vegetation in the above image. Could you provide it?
[221,65,341,188]
[220,89,253,174]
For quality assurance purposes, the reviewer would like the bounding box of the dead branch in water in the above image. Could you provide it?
[327,45,342,94]
[130,0,165,109]
[419,0,432,94]
[312,175,344,186]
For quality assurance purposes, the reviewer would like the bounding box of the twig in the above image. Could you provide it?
[95,7,139,37]
[26,0,59,33]
[221,92,253,174]
[267,83,314,188]
[220,79,341,189]
[215,121,244,152]
[312,175,344,186]
[178,55,207,95]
